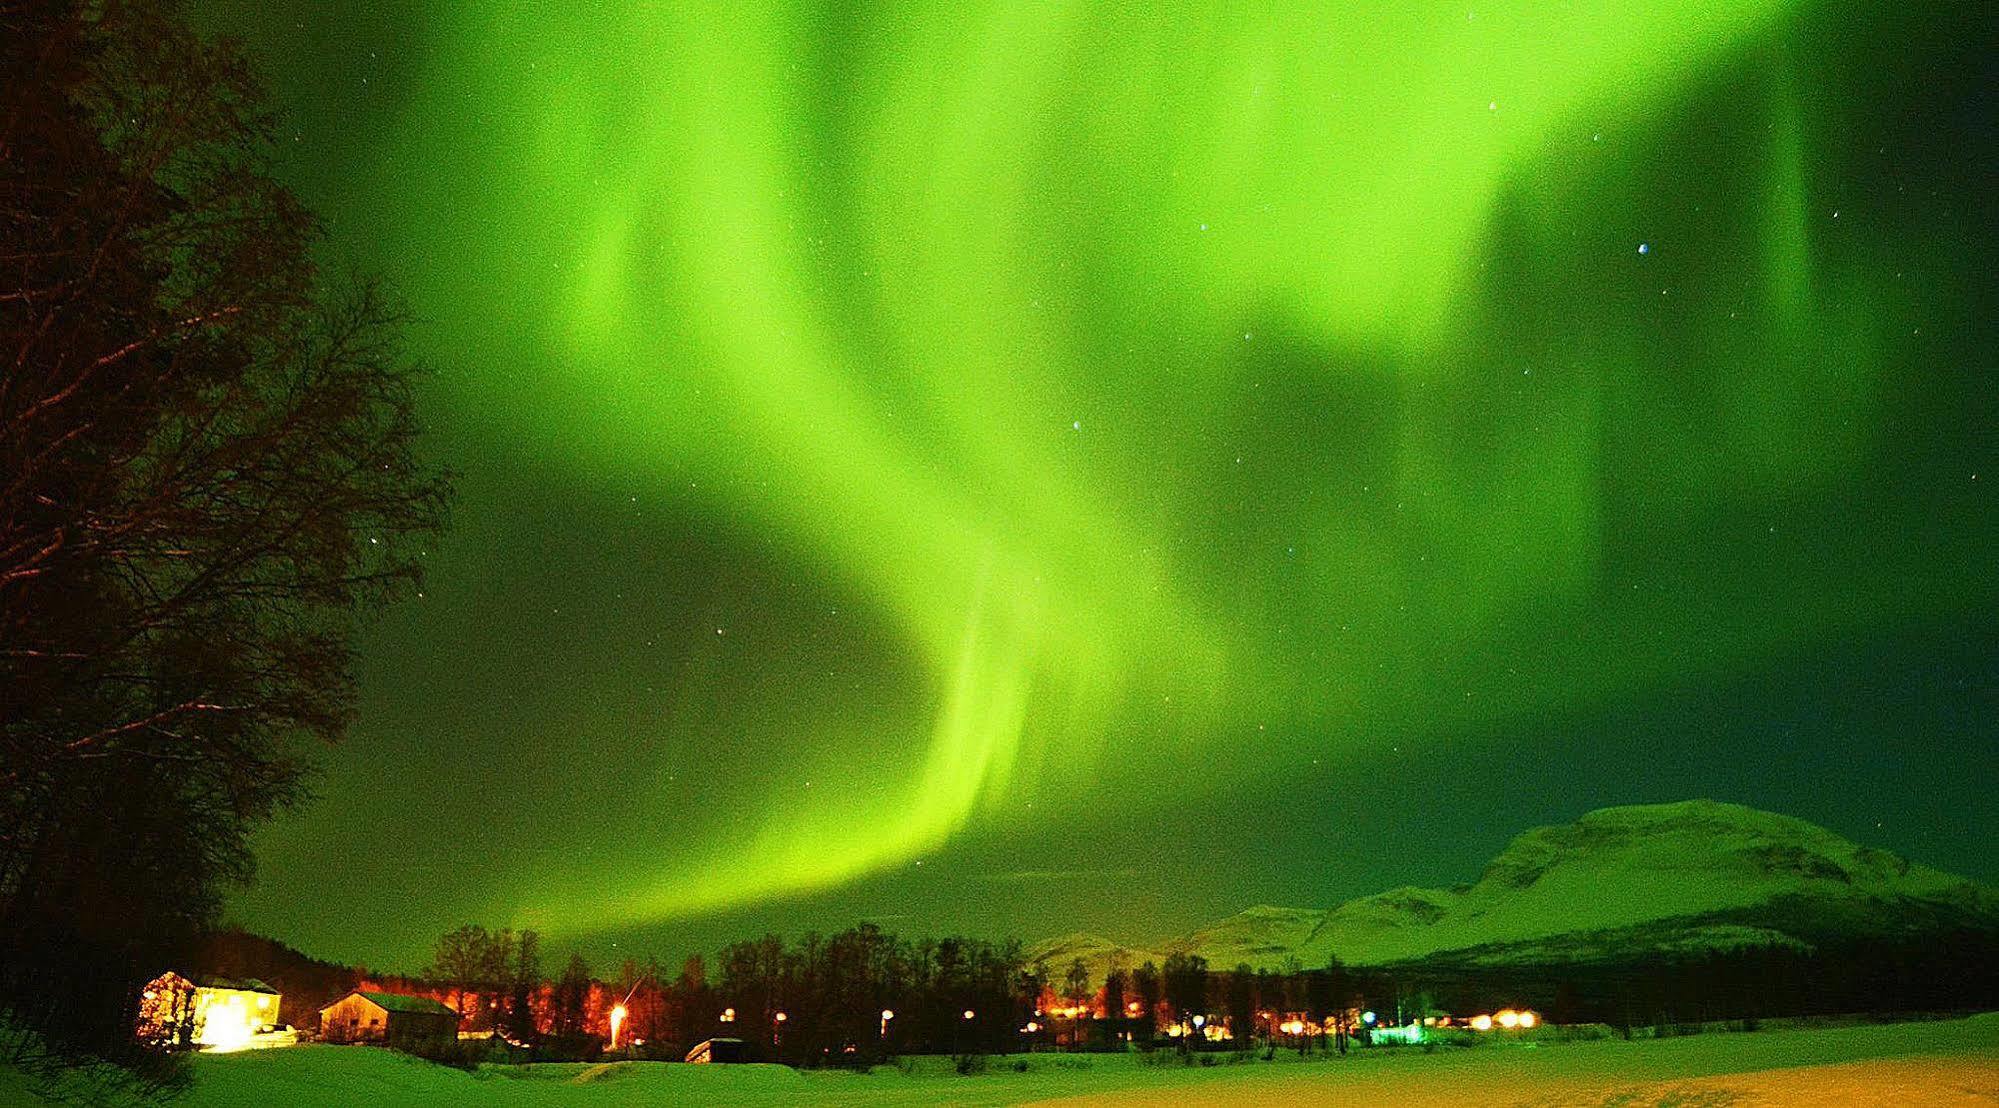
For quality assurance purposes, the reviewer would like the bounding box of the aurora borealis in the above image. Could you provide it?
[204,1,1994,969]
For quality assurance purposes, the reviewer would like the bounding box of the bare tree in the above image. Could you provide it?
[427,925,508,1027]
[0,0,450,1061]
[1063,958,1092,1048]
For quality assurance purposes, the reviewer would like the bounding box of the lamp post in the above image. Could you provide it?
[879,1008,894,1039]
[610,970,652,1056]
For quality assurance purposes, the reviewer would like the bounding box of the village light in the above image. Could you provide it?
[774,1011,787,1023]
[880,1008,894,1037]
[1127,1001,1141,1015]
[1362,1010,1376,1025]
[1519,1011,1538,1028]
[201,996,257,1052]
[1497,1009,1521,1029]
[1191,1015,1204,1028]
[963,1009,975,1020]
[1024,1021,1040,1033]
[1471,1014,1494,1031]
[609,1004,627,1050]
[720,1007,736,1023]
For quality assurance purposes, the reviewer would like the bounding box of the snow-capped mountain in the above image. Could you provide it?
[1027,800,1998,983]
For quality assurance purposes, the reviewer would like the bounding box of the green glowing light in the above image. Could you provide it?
[204,0,1994,961]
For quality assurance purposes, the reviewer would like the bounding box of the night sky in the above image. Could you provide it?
[195,1,1995,972]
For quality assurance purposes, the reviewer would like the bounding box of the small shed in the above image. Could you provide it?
[319,990,459,1049]
[684,1036,748,1063]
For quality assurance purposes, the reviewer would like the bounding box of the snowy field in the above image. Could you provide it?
[16,1013,1996,1106]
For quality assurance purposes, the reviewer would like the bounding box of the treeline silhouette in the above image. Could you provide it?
[1387,926,1999,1035]
[183,913,1999,1068]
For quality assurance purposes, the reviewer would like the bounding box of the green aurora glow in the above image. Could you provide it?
[205,1,1995,966]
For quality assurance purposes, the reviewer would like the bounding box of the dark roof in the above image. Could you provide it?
[324,990,459,1017]
[359,991,459,1017]
[197,976,279,994]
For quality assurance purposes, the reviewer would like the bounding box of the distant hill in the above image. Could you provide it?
[1028,800,1999,985]
[192,928,463,1031]
[192,929,365,1029]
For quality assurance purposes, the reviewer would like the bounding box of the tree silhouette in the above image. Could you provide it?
[0,0,449,1064]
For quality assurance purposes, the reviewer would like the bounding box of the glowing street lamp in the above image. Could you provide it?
[1519,1011,1539,1029]
[609,1004,627,1050]
[720,1006,736,1023]
[963,1009,975,1021]
[1471,1014,1494,1031]
[880,1009,894,1037]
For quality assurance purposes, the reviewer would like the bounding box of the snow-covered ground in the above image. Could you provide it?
[154,1012,1999,1106]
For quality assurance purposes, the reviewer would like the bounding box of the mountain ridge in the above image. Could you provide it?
[1027,800,1999,985]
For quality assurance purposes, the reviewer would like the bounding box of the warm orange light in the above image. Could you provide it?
[1471,1014,1494,1031]
[1497,1009,1521,1029]
[609,1004,628,1049]
[963,1009,975,1020]
[774,1011,787,1023]
[1127,1001,1141,1014]
[720,1007,736,1022]
[1519,1011,1538,1029]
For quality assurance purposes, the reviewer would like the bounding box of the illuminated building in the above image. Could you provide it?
[318,990,460,1049]
[135,972,283,1052]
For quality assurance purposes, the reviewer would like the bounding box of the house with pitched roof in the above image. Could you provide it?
[318,989,460,1049]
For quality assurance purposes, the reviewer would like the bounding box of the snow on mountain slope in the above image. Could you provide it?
[1297,799,1980,966]
[1022,933,1161,978]
[1031,800,1997,984]
[1167,905,1324,969]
